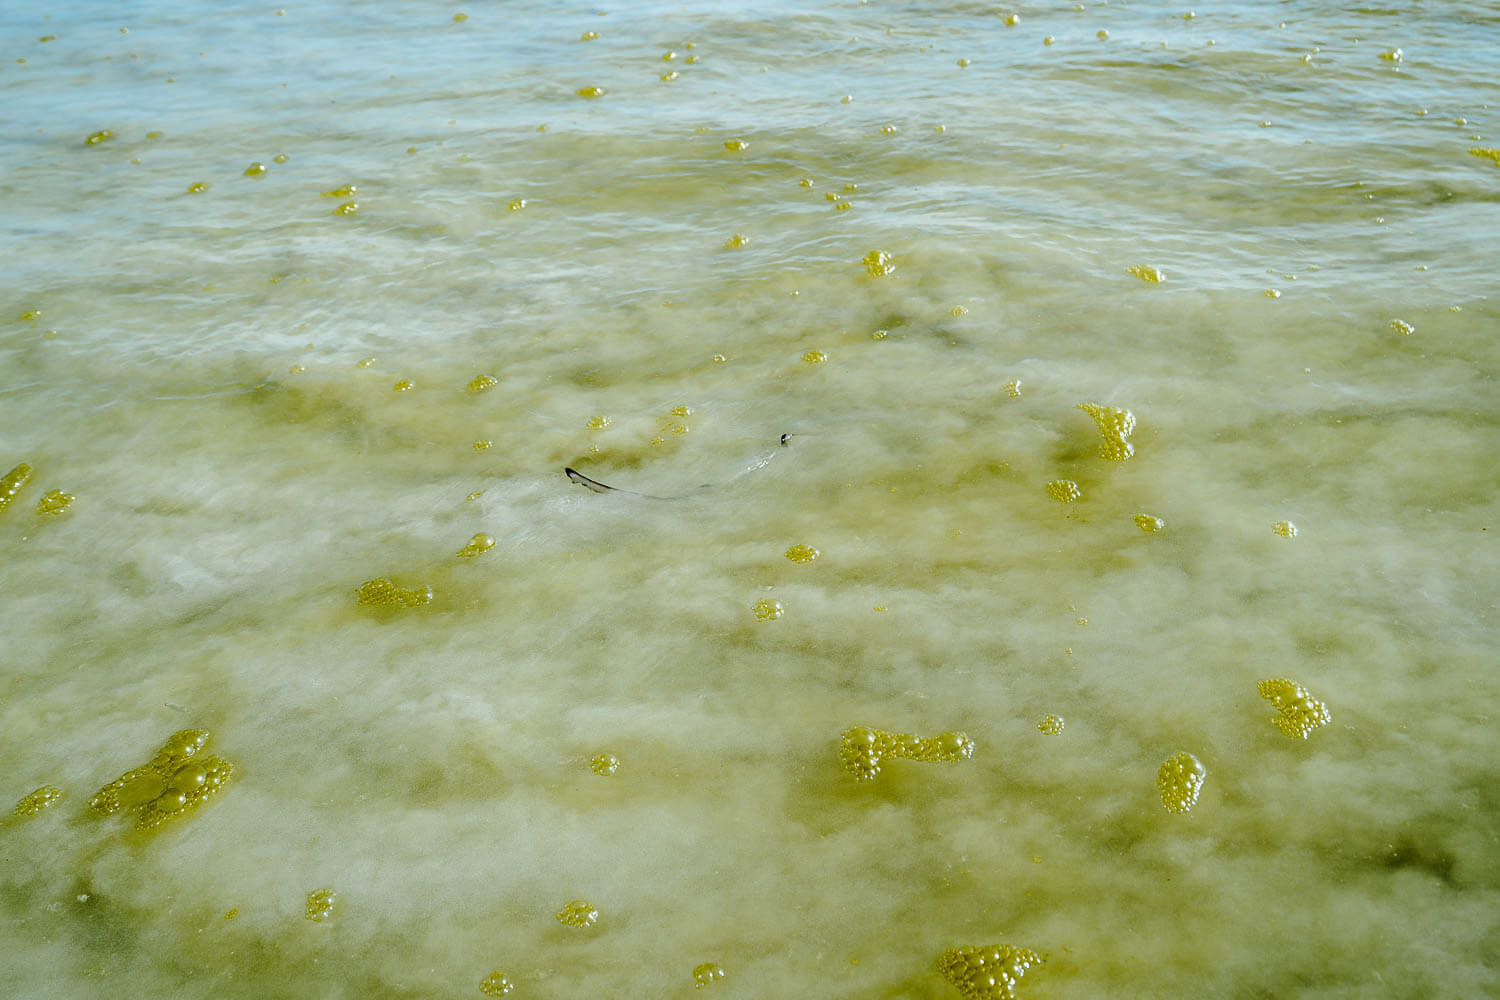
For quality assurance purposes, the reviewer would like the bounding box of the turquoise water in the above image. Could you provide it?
[3,3,1498,998]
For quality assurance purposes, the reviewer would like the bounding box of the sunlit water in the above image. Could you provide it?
[2,2,1497,997]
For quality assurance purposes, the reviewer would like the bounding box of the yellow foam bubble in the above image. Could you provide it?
[1157,752,1205,813]
[355,578,433,608]
[1045,479,1081,503]
[1257,678,1331,738]
[692,962,726,987]
[838,726,974,781]
[785,544,820,564]
[305,888,336,922]
[36,489,74,515]
[1037,715,1064,736]
[555,900,598,928]
[1076,402,1136,460]
[13,786,64,817]
[1,463,35,513]
[935,944,1044,999]
[589,753,620,776]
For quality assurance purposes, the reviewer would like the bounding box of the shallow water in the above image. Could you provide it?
[2,2,1498,998]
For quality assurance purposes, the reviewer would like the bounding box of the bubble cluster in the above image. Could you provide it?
[1,463,34,512]
[1133,513,1165,533]
[13,785,64,817]
[1076,403,1136,460]
[801,350,827,364]
[35,489,75,515]
[1037,715,1064,736]
[1157,751,1205,813]
[785,544,820,564]
[935,944,1044,999]
[393,379,414,392]
[456,533,495,558]
[838,726,975,781]
[1390,319,1414,336]
[466,374,499,392]
[88,729,234,831]
[1045,479,1081,503]
[590,753,620,776]
[585,415,611,429]
[724,234,750,249]
[322,184,357,197]
[305,888,336,922]
[692,962,726,987]
[1002,379,1022,398]
[85,130,114,146]
[333,202,358,216]
[355,577,434,608]
[1271,520,1297,538]
[187,182,209,194]
[1126,264,1164,284]
[479,971,515,996]
[1257,678,1331,738]
[1470,148,1500,165]
[555,900,598,928]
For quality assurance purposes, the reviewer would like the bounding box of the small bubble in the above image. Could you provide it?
[723,233,749,249]
[393,379,414,392]
[956,58,971,67]
[1044,35,1055,45]
[1097,29,1110,40]
[333,202,358,215]
[661,70,678,81]
[273,153,288,163]
[870,329,888,340]
[244,162,267,177]
[576,86,606,98]
[880,124,898,134]
[85,130,114,146]
[1379,48,1402,62]
[453,12,468,22]
[580,31,598,41]
[186,181,209,193]
[1134,513,1165,533]
[1263,288,1281,298]
[724,139,748,151]
[1005,13,1020,26]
